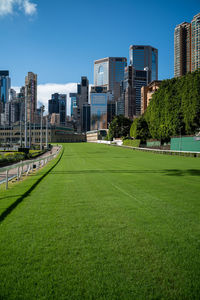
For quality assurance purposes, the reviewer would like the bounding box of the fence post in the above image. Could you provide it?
[6,170,8,190]
[17,167,19,181]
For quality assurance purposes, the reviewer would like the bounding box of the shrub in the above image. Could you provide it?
[123,139,141,147]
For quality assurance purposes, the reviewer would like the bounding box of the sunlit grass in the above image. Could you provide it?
[0,143,200,299]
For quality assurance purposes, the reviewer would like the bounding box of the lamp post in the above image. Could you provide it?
[46,115,48,149]
[25,95,27,148]
[40,105,45,150]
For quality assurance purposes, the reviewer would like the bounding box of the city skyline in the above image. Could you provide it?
[0,0,199,111]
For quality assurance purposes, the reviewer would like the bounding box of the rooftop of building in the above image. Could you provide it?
[94,57,127,64]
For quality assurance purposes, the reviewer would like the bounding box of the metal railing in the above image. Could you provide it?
[110,144,200,157]
[0,146,62,190]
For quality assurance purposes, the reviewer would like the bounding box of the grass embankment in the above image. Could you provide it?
[0,143,200,299]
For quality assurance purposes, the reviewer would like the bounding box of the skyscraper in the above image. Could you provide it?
[124,65,136,119]
[174,13,200,77]
[69,93,77,117]
[0,71,11,111]
[76,76,89,132]
[90,86,112,130]
[94,57,127,103]
[129,45,158,83]
[129,45,158,115]
[48,93,67,126]
[174,22,191,77]
[191,13,200,72]
[25,72,37,123]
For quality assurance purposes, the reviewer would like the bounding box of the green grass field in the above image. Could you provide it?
[0,143,200,299]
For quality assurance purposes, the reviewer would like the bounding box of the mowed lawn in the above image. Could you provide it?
[0,143,200,299]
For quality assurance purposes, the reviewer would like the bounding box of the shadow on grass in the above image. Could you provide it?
[49,169,200,176]
[0,150,64,224]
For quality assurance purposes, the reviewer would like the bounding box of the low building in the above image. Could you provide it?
[0,124,86,146]
[141,80,162,114]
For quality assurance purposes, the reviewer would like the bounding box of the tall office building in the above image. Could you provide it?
[174,22,191,77]
[94,57,127,103]
[69,93,77,117]
[124,65,136,119]
[90,86,112,130]
[82,103,91,132]
[0,71,11,111]
[129,45,158,115]
[48,93,67,126]
[174,13,200,77]
[76,76,89,131]
[129,45,158,83]
[25,72,37,123]
[191,13,200,72]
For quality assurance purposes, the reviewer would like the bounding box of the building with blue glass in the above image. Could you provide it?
[129,45,158,83]
[129,45,158,115]
[90,86,112,130]
[48,93,67,126]
[0,71,11,112]
[69,93,77,117]
[94,57,127,104]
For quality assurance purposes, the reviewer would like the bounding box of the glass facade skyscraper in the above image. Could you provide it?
[129,45,158,115]
[0,71,11,111]
[48,93,67,126]
[90,86,110,130]
[69,93,77,116]
[94,57,127,103]
[129,45,158,83]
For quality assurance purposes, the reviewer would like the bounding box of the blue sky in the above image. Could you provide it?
[0,0,199,109]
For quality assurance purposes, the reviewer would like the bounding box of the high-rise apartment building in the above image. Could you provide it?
[191,13,200,72]
[94,57,127,103]
[174,22,191,77]
[25,72,37,123]
[0,71,11,111]
[174,13,200,77]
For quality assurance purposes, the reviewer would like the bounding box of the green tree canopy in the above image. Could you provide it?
[144,70,200,141]
[108,115,132,140]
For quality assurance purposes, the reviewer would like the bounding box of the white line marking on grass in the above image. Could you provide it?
[110,182,141,203]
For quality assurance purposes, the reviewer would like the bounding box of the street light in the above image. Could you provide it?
[40,105,45,150]
[46,115,48,149]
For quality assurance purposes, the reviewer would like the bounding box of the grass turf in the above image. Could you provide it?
[0,143,200,299]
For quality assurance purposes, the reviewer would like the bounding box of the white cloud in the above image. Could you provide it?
[0,0,37,16]
[12,82,78,116]
[23,0,37,15]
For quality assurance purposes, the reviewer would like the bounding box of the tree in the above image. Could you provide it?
[130,116,150,143]
[108,115,132,140]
